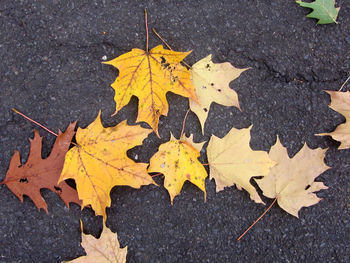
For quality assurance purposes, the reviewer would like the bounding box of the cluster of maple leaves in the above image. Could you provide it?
[1,3,344,261]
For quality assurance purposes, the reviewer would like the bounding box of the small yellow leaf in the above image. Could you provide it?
[63,223,127,263]
[207,126,275,204]
[148,134,207,203]
[59,111,154,220]
[104,45,197,135]
[189,54,248,133]
[255,137,330,217]
[318,90,350,149]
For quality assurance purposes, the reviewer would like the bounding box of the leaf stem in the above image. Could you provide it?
[152,28,172,50]
[144,9,149,53]
[152,28,191,69]
[339,74,350,91]
[237,197,277,241]
[151,173,162,178]
[12,108,58,137]
[180,109,190,138]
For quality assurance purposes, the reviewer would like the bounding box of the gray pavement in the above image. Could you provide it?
[0,1,349,262]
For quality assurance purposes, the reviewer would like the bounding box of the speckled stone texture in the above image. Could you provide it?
[0,1,349,262]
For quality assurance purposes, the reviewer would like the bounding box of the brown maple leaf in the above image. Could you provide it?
[1,122,81,213]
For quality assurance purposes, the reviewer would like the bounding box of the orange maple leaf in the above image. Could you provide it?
[59,112,155,220]
[103,45,197,135]
[148,133,207,203]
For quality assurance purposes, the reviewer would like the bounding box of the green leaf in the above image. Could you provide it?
[296,0,340,24]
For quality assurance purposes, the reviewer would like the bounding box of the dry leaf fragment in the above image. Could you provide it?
[64,223,127,263]
[207,126,275,204]
[103,45,197,135]
[59,111,154,219]
[1,123,81,213]
[318,91,350,149]
[189,54,248,133]
[148,134,207,203]
[255,137,330,217]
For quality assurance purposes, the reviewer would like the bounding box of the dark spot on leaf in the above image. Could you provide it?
[203,108,208,112]
[211,83,214,86]
[160,56,166,64]
[171,75,178,83]
[202,86,206,89]
[305,185,311,190]
[19,178,28,183]
[217,89,221,92]
[54,186,62,192]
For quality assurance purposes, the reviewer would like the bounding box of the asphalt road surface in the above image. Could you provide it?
[1,1,349,262]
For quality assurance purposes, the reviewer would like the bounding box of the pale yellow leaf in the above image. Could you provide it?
[207,126,275,203]
[189,54,248,133]
[318,90,350,149]
[255,137,330,217]
[63,224,127,263]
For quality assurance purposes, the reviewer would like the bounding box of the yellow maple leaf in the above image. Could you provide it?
[63,223,127,263]
[207,126,275,204]
[189,54,249,133]
[255,137,330,217]
[318,90,350,149]
[148,134,207,203]
[59,111,154,219]
[103,45,197,135]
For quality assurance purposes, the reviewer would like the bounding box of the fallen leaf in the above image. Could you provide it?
[207,126,275,204]
[59,111,154,219]
[148,134,207,203]
[1,123,81,213]
[103,45,197,135]
[64,223,127,263]
[189,54,248,133]
[318,91,350,149]
[296,0,340,24]
[255,137,329,217]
